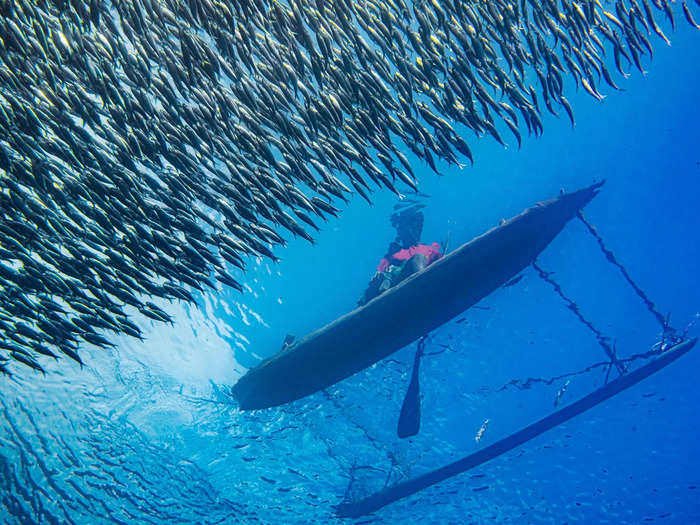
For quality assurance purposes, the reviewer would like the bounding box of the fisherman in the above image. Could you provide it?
[358,205,442,306]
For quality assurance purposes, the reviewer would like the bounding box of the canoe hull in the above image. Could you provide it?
[233,182,604,410]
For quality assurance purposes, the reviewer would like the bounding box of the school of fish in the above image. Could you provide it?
[1,0,698,375]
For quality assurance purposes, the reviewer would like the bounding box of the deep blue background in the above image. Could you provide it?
[1,17,699,525]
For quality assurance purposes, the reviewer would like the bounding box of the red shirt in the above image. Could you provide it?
[377,242,442,273]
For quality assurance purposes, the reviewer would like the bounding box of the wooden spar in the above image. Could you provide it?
[335,338,697,519]
[233,183,604,410]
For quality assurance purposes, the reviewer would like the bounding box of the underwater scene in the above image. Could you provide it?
[1,0,699,523]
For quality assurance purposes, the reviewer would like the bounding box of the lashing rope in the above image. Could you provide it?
[494,340,674,393]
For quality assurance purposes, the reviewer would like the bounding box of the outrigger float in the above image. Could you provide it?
[231,181,696,517]
[334,337,695,518]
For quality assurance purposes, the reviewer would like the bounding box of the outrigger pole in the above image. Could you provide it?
[335,338,696,519]
[533,261,627,376]
[576,211,671,334]
[532,209,680,379]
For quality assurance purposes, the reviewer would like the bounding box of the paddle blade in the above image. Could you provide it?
[397,378,421,438]
[397,346,423,438]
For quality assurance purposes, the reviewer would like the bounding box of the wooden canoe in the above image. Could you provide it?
[232,182,604,410]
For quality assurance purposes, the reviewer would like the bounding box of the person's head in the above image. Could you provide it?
[391,207,424,248]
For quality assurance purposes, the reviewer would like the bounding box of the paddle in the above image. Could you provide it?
[397,337,426,438]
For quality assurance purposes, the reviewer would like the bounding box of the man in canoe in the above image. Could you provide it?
[358,205,443,306]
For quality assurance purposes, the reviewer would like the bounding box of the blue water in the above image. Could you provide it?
[2,21,700,525]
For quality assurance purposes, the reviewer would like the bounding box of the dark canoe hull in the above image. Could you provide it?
[233,182,604,410]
